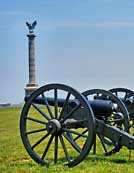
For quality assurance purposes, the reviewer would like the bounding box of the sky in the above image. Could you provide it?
[1,0,134,103]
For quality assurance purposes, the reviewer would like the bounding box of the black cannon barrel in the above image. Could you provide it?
[25,96,116,117]
[25,96,76,107]
[89,99,116,117]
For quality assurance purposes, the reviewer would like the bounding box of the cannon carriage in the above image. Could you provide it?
[20,84,134,167]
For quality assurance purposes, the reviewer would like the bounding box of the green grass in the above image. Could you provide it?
[0,107,134,173]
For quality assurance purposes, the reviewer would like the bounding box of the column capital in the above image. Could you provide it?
[27,33,36,38]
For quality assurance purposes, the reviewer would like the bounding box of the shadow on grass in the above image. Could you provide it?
[83,154,132,165]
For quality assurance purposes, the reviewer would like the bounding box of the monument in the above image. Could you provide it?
[25,21,38,96]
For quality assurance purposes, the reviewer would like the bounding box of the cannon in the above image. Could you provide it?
[86,87,134,156]
[109,88,134,122]
[20,83,134,167]
[109,88,134,142]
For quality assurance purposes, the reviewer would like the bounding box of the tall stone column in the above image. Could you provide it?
[25,21,38,96]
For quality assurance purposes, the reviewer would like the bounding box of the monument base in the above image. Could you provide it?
[25,84,38,96]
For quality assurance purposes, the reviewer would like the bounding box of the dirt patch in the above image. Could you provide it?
[14,158,30,163]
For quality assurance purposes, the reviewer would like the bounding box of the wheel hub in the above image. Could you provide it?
[46,119,61,134]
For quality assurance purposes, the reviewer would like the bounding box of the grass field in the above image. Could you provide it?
[1,107,134,173]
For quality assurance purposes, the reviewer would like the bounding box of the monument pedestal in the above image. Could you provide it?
[25,84,38,96]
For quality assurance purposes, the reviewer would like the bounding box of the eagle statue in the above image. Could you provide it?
[26,21,37,33]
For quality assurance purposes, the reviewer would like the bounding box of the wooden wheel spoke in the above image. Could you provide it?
[54,135,58,163]
[63,128,88,139]
[74,129,88,141]
[26,117,47,125]
[115,91,118,97]
[98,134,108,153]
[31,133,49,149]
[63,133,82,153]
[124,92,129,99]
[31,102,50,121]
[42,135,54,160]
[62,104,81,122]
[41,93,54,119]
[59,135,71,162]
[54,88,58,119]
[59,92,71,119]
[26,128,47,135]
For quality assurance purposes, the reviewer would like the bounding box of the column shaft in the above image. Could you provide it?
[25,31,38,96]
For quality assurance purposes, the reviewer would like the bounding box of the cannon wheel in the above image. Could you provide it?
[109,88,134,134]
[20,84,95,167]
[82,89,129,156]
